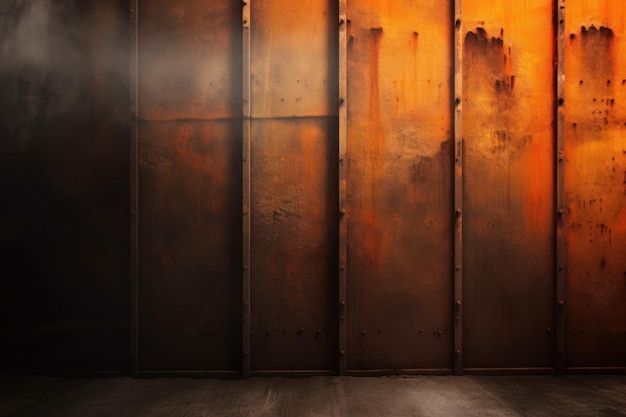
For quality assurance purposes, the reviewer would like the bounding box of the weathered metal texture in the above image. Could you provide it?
[564,1,626,368]
[249,0,339,371]
[462,1,555,369]
[346,0,454,370]
[137,0,242,371]
[250,1,338,118]
[249,119,339,371]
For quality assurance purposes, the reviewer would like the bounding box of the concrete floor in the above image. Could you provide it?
[1,374,625,417]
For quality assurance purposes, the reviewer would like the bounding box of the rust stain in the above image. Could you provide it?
[368,27,385,178]
[364,27,385,268]
[523,136,551,225]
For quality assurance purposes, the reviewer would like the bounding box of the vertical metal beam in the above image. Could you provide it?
[453,0,463,376]
[338,0,348,376]
[242,0,252,379]
[129,0,139,378]
[555,0,566,374]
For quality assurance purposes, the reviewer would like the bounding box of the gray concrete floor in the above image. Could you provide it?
[1,374,625,417]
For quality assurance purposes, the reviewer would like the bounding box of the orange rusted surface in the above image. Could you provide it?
[250,118,338,371]
[250,0,338,118]
[462,0,555,368]
[249,1,338,370]
[137,0,242,371]
[346,0,453,370]
[565,1,626,367]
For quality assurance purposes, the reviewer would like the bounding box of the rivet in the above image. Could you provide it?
[244,350,248,356]
[419,328,424,333]
[340,350,345,356]
[317,329,322,334]
[340,265,345,271]
[558,208,564,215]
[456,299,462,307]
[266,329,271,335]
[547,328,552,333]
[362,330,366,335]
[243,301,249,306]
[299,327,305,333]
[243,265,248,270]
[465,326,470,331]
[455,208,462,216]
[340,300,345,306]
[456,349,461,355]
[340,208,346,215]
[438,330,443,335]
[283,328,288,334]
[558,300,564,305]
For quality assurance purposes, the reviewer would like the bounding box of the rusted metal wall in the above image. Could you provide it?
[564,1,626,369]
[462,1,556,370]
[249,0,339,372]
[129,0,626,375]
[136,0,242,372]
[345,0,454,371]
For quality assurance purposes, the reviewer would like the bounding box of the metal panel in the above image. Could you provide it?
[346,0,454,370]
[249,0,338,371]
[564,1,626,368]
[137,0,242,371]
[462,1,555,368]
[250,0,338,118]
[250,118,338,371]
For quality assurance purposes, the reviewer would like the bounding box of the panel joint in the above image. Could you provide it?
[242,0,252,379]
[453,0,463,376]
[338,0,348,376]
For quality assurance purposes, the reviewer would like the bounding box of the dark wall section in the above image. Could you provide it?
[0,0,129,373]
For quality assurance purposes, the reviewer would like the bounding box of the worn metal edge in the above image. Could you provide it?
[129,0,139,378]
[251,370,337,378]
[453,0,463,376]
[136,371,242,379]
[338,0,348,376]
[463,368,556,376]
[242,0,252,379]
[347,369,454,377]
[555,0,566,374]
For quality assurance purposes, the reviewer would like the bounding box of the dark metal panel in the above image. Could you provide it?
[564,2,626,368]
[346,0,454,370]
[250,0,338,118]
[454,0,464,375]
[138,120,242,370]
[462,1,555,368]
[137,0,242,371]
[250,118,339,371]
[338,0,348,375]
